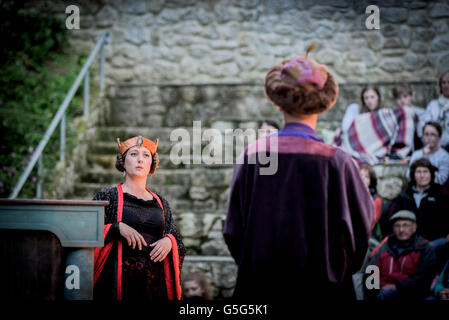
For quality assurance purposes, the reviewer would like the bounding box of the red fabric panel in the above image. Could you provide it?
[94,224,112,285]
[116,183,124,300]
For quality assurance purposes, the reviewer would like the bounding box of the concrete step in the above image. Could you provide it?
[88,152,234,170]
[71,182,229,213]
[79,167,233,187]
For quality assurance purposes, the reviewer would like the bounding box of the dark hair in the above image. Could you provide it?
[182,270,212,300]
[115,150,159,176]
[360,85,382,114]
[439,71,449,94]
[423,121,443,138]
[392,84,412,99]
[360,164,377,192]
[409,158,436,187]
[258,120,280,130]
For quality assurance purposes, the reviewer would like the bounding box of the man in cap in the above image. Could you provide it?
[223,45,374,300]
[365,210,436,300]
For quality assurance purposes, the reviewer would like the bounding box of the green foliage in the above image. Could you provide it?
[0,3,88,198]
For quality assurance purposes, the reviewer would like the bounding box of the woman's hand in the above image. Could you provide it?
[119,222,147,250]
[149,237,172,262]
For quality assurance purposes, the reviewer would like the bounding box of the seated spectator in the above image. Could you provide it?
[258,119,280,139]
[392,83,426,143]
[334,88,417,164]
[407,121,449,185]
[425,71,449,151]
[359,164,382,238]
[341,85,383,133]
[182,269,212,300]
[382,159,449,249]
[365,210,436,300]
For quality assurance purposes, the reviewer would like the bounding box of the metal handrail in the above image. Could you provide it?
[9,32,110,199]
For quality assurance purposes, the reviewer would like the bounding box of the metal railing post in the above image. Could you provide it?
[100,45,105,90]
[84,70,90,117]
[36,155,43,199]
[60,113,66,162]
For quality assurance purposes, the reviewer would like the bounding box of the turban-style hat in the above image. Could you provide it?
[265,43,339,115]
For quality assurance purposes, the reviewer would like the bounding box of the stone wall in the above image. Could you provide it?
[24,0,449,85]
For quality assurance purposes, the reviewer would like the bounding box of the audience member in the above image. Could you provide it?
[383,159,449,249]
[365,210,436,300]
[182,270,212,300]
[359,164,382,239]
[425,71,449,151]
[341,85,383,132]
[407,121,449,185]
[392,83,426,143]
[258,119,280,139]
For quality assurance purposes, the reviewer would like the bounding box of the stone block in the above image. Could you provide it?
[429,3,449,18]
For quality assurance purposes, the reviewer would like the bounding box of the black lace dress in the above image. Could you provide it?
[92,187,185,300]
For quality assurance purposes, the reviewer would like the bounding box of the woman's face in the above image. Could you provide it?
[183,280,204,298]
[360,169,371,188]
[363,89,379,111]
[441,75,449,98]
[414,166,431,188]
[124,146,152,177]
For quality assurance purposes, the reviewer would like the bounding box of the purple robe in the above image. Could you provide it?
[223,123,374,300]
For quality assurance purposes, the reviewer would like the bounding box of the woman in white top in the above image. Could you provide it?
[341,85,383,132]
[425,71,449,151]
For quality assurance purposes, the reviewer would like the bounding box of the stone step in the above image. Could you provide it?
[71,182,229,213]
[108,84,281,128]
[79,167,234,187]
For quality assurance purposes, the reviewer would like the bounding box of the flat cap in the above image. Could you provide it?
[390,210,416,223]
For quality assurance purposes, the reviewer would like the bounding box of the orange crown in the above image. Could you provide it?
[116,136,159,155]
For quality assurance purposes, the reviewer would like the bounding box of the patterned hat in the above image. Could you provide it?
[265,43,339,116]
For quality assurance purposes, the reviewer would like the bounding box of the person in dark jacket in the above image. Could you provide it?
[365,210,436,300]
[381,158,449,249]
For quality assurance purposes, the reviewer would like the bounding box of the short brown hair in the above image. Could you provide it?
[392,84,412,99]
[423,121,443,138]
[115,150,159,176]
[409,158,436,187]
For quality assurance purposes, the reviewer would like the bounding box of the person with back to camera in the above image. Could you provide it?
[424,71,449,152]
[407,121,449,185]
[92,135,186,300]
[223,44,374,301]
[341,85,383,133]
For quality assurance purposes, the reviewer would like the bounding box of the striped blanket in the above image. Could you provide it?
[333,106,418,165]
